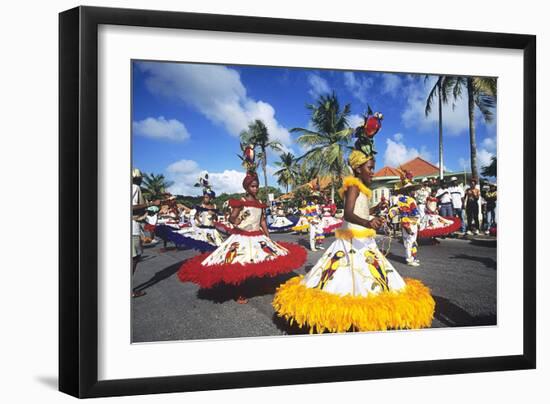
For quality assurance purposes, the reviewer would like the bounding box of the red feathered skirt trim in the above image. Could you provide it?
[177,241,307,289]
[418,216,461,238]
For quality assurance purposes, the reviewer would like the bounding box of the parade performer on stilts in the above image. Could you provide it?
[273,108,435,333]
[388,171,422,266]
[178,144,307,302]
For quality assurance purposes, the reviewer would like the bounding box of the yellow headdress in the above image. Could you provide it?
[348,149,372,170]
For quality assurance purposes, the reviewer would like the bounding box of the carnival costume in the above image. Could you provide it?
[273,108,435,333]
[268,205,296,232]
[320,203,343,234]
[178,145,307,289]
[388,171,421,265]
[292,205,310,233]
[417,196,461,238]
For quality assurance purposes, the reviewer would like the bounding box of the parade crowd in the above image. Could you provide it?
[131,109,496,334]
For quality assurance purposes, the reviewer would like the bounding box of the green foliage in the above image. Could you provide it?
[274,152,299,193]
[481,156,497,178]
[142,173,174,200]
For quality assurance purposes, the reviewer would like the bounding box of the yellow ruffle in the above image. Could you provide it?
[272,277,435,333]
[292,224,309,232]
[335,228,376,240]
[338,176,372,199]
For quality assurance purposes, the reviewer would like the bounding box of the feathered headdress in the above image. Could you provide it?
[349,105,383,170]
[394,169,418,191]
[194,172,216,198]
[238,143,259,189]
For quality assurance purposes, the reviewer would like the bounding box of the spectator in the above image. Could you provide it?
[484,183,497,234]
[435,179,453,217]
[464,178,481,235]
[131,169,148,298]
[448,176,465,232]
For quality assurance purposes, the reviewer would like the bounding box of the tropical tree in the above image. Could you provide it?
[142,173,174,200]
[240,119,283,192]
[481,156,497,178]
[273,152,299,193]
[447,76,497,179]
[291,92,354,201]
[425,75,454,180]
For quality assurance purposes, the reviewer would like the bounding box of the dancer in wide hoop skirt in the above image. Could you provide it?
[178,144,307,291]
[273,109,435,333]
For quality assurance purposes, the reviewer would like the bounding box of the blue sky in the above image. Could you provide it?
[132,61,497,196]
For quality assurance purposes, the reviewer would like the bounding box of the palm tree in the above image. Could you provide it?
[240,119,283,192]
[291,92,353,201]
[447,76,497,179]
[481,156,497,178]
[274,152,299,193]
[142,173,174,200]
[425,75,454,180]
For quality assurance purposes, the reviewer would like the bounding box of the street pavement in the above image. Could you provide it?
[132,232,496,342]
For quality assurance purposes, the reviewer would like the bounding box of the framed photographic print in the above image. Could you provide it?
[59,5,536,398]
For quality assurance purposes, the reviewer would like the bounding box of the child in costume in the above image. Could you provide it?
[178,144,307,301]
[291,201,310,233]
[273,109,435,333]
[388,171,421,267]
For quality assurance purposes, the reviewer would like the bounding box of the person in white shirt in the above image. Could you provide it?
[132,169,147,297]
[448,176,465,232]
[435,179,453,217]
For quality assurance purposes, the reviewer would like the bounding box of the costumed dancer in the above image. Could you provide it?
[268,202,296,232]
[417,195,461,239]
[273,108,435,333]
[178,174,224,247]
[306,195,325,251]
[177,144,307,301]
[155,177,222,252]
[291,201,310,233]
[319,199,343,234]
[388,171,421,267]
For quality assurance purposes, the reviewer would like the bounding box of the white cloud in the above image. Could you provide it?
[383,138,432,168]
[132,116,190,141]
[482,136,497,152]
[381,74,402,96]
[458,157,469,170]
[343,72,373,104]
[478,148,494,169]
[348,114,365,129]
[393,133,404,142]
[307,73,331,99]
[138,62,292,147]
[166,159,246,196]
[401,76,472,136]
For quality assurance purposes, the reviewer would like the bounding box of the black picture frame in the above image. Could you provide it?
[59,5,536,398]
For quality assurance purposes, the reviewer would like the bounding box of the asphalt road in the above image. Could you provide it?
[131,232,496,342]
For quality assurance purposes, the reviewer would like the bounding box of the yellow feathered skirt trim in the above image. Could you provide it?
[338,176,372,199]
[272,277,435,333]
[292,224,309,232]
[335,228,376,240]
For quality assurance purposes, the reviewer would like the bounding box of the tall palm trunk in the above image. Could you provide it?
[331,175,335,202]
[467,78,478,179]
[438,81,444,180]
[262,146,268,192]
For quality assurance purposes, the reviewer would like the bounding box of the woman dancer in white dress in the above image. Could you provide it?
[273,111,435,333]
